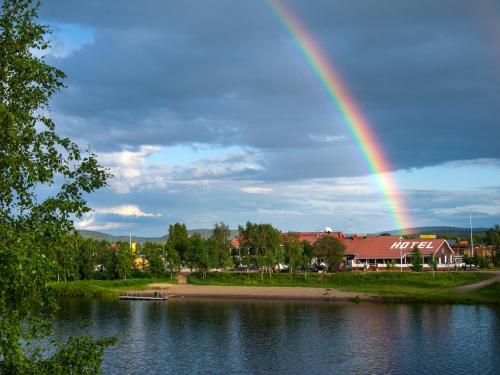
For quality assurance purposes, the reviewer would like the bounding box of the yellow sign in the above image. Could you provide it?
[419,234,436,239]
[133,256,148,270]
[131,242,137,253]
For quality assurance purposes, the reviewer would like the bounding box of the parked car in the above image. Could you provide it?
[464,265,478,271]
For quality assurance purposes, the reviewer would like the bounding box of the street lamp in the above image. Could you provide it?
[400,248,402,272]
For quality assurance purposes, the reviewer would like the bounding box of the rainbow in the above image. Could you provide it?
[267,0,412,232]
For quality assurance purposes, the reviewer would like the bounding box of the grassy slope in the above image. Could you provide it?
[48,278,177,298]
[189,272,500,305]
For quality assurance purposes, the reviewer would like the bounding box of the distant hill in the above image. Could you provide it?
[385,226,488,238]
[79,230,167,243]
[78,229,238,243]
[80,226,489,243]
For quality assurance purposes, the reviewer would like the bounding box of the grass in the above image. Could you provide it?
[189,271,500,305]
[48,277,177,298]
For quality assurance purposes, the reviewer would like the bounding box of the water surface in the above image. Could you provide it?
[55,298,500,374]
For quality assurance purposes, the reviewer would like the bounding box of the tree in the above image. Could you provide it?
[302,240,313,259]
[77,236,98,280]
[0,0,111,372]
[485,225,500,247]
[410,246,423,272]
[238,221,257,272]
[485,225,500,267]
[53,234,79,282]
[185,234,212,278]
[113,242,134,280]
[260,224,282,277]
[312,237,346,272]
[387,259,397,271]
[142,242,167,277]
[284,232,303,275]
[165,245,180,279]
[301,254,311,279]
[237,222,281,280]
[210,222,232,269]
[429,256,438,278]
[98,243,116,280]
[167,223,190,262]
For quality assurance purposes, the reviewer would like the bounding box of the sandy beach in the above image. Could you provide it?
[147,283,375,302]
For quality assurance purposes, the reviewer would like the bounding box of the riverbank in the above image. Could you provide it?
[186,271,500,305]
[48,272,500,304]
[48,278,177,298]
[152,283,374,302]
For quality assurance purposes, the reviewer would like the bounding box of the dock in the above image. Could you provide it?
[119,291,168,300]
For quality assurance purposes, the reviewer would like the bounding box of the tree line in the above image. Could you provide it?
[50,221,349,282]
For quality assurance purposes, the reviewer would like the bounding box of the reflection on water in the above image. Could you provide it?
[55,298,500,375]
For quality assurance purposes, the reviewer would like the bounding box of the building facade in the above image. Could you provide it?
[342,236,457,270]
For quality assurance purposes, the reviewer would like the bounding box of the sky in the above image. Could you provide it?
[37,0,500,236]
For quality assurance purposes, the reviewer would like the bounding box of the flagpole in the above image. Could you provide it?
[469,212,474,258]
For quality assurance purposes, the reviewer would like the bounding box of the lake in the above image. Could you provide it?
[55,298,500,374]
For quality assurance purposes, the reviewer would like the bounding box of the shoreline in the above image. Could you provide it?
[151,284,375,302]
[49,272,500,305]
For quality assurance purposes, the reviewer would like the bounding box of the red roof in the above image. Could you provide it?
[230,230,345,248]
[294,231,345,243]
[342,236,453,259]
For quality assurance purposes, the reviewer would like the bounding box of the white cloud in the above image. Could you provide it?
[308,134,346,143]
[99,146,162,193]
[98,145,265,193]
[94,204,161,217]
[256,209,304,217]
[430,204,500,217]
[75,216,125,231]
[241,186,273,194]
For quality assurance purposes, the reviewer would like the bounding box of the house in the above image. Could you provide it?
[342,236,457,270]
[290,230,345,244]
[230,229,345,250]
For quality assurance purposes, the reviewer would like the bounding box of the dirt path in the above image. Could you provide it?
[176,273,188,284]
[145,283,375,302]
[454,272,500,293]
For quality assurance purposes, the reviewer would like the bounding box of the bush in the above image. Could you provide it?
[410,246,423,272]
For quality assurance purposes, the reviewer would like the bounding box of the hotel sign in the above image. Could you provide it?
[390,241,434,250]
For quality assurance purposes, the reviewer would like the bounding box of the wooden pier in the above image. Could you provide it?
[119,291,168,300]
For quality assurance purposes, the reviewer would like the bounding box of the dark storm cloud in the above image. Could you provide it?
[40,0,500,180]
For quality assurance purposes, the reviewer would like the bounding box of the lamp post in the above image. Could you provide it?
[400,248,402,272]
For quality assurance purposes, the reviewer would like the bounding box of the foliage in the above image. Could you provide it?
[210,222,232,269]
[142,243,167,277]
[493,250,500,268]
[238,222,282,279]
[484,225,500,248]
[463,254,489,269]
[312,237,346,272]
[0,0,112,371]
[485,225,500,267]
[165,245,181,279]
[429,256,438,271]
[410,246,423,272]
[189,271,491,288]
[48,278,177,298]
[167,223,189,262]
[387,259,397,270]
[31,335,118,375]
[302,240,313,259]
[189,271,499,304]
[283,232,303,274]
